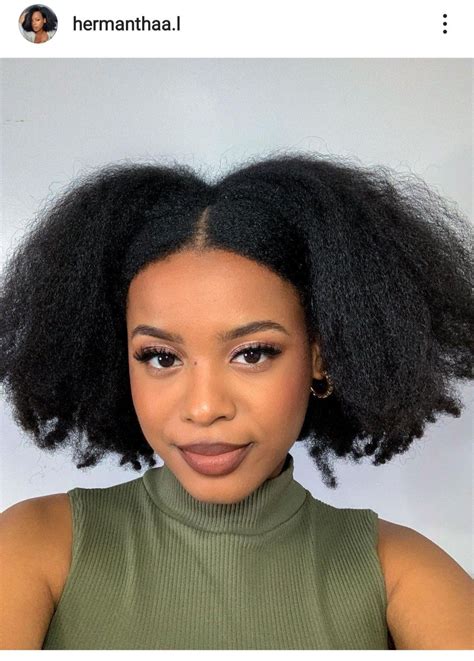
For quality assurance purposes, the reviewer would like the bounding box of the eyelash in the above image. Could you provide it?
[133,342,282,372]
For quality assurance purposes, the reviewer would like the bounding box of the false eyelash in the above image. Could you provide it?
[230,342,282,361]
[133,342,282,367]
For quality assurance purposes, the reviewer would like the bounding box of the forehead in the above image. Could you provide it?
[126,249,303,325]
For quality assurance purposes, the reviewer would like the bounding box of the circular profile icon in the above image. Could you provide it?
[19,5,58,44]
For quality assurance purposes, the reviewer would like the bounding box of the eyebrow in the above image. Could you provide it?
[131,320,290,344]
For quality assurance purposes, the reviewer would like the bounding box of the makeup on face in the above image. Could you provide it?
[126,249,320,503]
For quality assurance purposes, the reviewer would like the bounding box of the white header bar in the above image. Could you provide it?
[1,0,473,58]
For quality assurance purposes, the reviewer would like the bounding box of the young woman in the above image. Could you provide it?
[0,154,472,650]
[19,5,57,44]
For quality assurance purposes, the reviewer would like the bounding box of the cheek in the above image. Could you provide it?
[270,368,310,422]
[251,357,311,434]
[130,378,174,446]
[128,364,161,427]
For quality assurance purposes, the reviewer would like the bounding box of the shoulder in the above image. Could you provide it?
[0,494,72,647]
[36,494,73,609]
[1,493,73,610]
[376,517,473,650]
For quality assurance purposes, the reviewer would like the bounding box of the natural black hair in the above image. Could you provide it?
[1,153,473,488]
[21,5,57,32]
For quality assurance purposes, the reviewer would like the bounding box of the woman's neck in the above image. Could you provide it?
[34,29,47,42]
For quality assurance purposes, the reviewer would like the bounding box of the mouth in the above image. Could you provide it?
[177,442,250,456]
[178,443,253,476]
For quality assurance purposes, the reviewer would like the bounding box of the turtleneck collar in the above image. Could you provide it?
[141,452,308,535]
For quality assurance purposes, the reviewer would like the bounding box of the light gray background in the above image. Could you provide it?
[1,59,472,574]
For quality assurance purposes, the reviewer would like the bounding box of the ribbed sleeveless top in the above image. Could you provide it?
[42,453,389,649]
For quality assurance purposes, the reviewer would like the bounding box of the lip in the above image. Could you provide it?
[178,443,249,456]
[178,443,253,476]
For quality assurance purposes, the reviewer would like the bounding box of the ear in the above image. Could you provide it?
[310,339,326,380]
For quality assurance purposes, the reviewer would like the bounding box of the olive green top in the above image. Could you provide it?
[42,453,389,649]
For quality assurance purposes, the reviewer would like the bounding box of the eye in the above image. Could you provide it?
[133,348,182,370]
[230,343,281,367]
[133,342,282,372]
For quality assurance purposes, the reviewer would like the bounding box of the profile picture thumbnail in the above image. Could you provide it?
[19,5,58,44]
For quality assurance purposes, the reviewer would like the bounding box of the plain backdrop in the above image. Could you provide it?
[0,58,472,575]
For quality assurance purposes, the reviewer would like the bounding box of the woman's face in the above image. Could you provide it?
[127,248,324,504]
[31,11,46,31]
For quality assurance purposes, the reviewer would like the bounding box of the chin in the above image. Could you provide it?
[184,478,254,505]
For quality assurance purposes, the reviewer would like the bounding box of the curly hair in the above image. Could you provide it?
[1,153,473,488]
[22,5,57,32]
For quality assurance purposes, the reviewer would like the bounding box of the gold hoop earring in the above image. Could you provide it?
[310,370,334,399]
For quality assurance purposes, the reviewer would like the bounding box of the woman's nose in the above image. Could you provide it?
[181,368,235,425]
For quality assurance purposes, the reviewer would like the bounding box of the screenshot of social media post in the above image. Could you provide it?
[1,0,473,657]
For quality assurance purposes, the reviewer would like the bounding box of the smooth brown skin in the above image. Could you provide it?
[127,249,324,504]
[1,248,472,649]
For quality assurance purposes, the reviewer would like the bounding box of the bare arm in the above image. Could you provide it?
[378,518,473,650]
[0,498,57,649]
